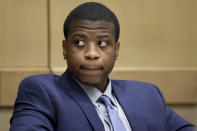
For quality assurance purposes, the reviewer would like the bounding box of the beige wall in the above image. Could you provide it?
[50,0,197,68]
[0,0,48,67]
[0,0,197,130]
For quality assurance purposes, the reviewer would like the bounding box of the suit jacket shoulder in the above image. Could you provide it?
[111,79,195,131]
[10,72,103,131]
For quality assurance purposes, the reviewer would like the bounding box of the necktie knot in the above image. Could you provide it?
[99,95,127,131]
[99,95,112,107]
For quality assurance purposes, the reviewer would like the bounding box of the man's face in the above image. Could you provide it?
[63,20,119,90]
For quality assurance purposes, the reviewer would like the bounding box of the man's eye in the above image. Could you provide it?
[75,40,85,46]
[98,41,107,47]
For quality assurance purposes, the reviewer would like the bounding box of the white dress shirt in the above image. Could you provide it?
[76,79,132,131]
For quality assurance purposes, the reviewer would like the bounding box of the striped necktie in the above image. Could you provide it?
[100,95,127,131]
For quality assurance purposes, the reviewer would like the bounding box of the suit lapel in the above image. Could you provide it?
[112,81,148,131]
[60,70,105,131]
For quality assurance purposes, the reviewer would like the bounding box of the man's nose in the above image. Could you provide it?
[84,42,99,60]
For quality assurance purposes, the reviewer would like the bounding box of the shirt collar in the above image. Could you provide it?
[103,80,116,106]
[73,77,116,106]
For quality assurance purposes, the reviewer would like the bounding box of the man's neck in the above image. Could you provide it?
[71,75,109,93]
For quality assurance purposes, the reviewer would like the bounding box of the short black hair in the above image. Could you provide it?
[63,2,120,42]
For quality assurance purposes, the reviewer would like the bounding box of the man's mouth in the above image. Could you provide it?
[80,65,104,70]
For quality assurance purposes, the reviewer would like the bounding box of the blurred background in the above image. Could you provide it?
[0,0,197,130]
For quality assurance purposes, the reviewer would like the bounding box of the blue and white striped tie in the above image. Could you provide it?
[100,95,127,131]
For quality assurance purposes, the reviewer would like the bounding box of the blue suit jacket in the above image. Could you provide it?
[10,69,194,131]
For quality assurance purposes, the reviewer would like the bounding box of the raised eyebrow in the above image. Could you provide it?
[72,34,86,38]
[96,35,111,39]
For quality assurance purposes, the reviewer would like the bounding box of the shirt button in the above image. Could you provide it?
[105,113,108,116]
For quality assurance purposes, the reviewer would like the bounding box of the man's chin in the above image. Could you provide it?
[79,79,101,86]
[78,77,105,87]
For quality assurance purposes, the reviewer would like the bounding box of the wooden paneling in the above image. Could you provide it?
[0,108,13,131]
[49,0,197,68]
[0,0,48,67]
[0,68,49,106]
[110,68,197,104]
[0,68,196,106]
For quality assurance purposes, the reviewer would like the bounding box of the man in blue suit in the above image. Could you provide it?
[10,2,194,131]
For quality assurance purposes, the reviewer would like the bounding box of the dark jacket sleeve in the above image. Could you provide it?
[154,85,195,131]
[10,76,55,131]
[166,107,195,131]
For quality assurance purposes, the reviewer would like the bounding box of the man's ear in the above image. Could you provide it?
[115,42,120,60]
[62,40,67,59]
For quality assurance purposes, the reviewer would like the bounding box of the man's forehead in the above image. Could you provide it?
[70,20,114,31]
[68,19,115,36]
